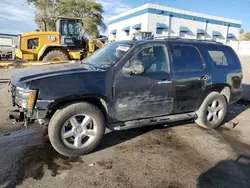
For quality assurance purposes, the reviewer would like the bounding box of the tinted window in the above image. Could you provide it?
[208,51,227,66]
[131,45,169,73]
[207,47,238,67]
[27,38,39,49]
[172,45,204,72]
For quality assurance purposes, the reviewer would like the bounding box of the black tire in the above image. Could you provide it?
[48,102,105,157]
[195,92,227,129]
[42,49,69,61]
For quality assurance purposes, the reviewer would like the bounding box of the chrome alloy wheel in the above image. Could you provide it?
[61,114,97,149]
[206,99,224,123]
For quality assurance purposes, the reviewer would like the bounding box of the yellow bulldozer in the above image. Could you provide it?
[15,17,107,61]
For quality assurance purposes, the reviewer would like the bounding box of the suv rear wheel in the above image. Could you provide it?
[48,102,105,156]
[195,92,227,129]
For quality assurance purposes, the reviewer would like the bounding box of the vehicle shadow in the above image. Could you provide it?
[198,156,250,188]
[95,120,193,152]
[0,126,84,188]
[0,121,183,187]
[197,131,250,188]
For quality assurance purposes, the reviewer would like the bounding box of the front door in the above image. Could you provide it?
[114,43,174,121]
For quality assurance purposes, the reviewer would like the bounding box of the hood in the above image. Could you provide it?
[12,62,96,86]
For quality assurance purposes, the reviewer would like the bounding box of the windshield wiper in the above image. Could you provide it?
[79,62,97,70]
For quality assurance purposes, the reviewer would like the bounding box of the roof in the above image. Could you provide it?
[114,38,224,46]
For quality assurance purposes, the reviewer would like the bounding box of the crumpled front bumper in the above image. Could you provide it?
[9,107,47,121]
[9,109,24,121]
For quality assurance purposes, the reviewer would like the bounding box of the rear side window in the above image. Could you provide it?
[208,51,228,66]
[205,45,239,68]
[172,44,204,72]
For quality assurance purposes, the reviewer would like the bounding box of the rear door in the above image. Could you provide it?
[170,43,211,113]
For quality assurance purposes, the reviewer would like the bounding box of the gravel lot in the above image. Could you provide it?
[0,57,249,188]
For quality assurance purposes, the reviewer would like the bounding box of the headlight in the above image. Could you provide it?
[15,87,37,109]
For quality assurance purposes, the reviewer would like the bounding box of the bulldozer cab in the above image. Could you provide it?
[56,17,83,50]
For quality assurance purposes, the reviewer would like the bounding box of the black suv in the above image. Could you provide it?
[9,38,243,156]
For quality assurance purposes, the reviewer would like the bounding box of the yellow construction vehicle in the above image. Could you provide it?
[15,17,106,61]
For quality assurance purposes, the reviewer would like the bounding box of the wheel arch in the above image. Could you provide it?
[38,44,68,61]
[198,84,231,107]
[47,95,112,122]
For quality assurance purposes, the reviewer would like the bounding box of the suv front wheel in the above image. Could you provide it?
[195,92,227,129]
[48,102,105,157]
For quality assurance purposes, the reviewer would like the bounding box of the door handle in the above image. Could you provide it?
[158,80,172,84]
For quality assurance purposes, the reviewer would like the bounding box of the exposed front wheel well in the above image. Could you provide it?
[47,97,109,123]
[220,86,230,103]
[202,85,231,104]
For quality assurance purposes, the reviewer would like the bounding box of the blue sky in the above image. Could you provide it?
[0,0,249,35]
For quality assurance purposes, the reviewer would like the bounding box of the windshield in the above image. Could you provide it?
[81,43,133,69]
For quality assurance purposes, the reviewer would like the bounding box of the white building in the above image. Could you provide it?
[0,33,18,58]
[108,4,242,52]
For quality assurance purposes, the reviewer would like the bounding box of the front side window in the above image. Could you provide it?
[27,38,39,49]
[81,42,132,69]
[130,44,169,73]
[172,44,204,72]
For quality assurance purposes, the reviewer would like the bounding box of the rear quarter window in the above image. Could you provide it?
[208,51,228,66]
[205,45,240,68]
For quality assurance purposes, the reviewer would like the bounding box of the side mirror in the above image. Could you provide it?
[122,59,145,75]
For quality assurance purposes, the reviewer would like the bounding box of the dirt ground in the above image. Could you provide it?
[0,57,250,188]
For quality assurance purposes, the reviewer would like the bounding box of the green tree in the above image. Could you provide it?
[27,0,106,37]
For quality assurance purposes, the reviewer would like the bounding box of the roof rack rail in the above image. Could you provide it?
[178,38,224,44]
[155,37,224,44]
[154,36,181,40]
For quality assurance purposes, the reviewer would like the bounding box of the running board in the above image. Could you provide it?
[111,112,197,131]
